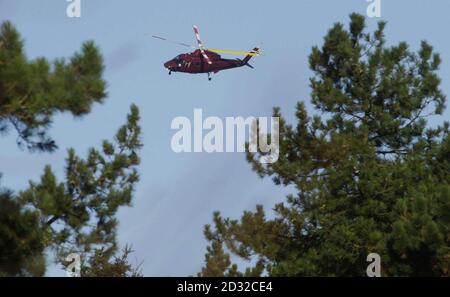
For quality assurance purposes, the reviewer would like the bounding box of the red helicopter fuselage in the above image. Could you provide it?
[164,49,256,75]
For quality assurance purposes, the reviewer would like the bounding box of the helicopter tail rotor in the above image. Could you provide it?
[237,47,259,68]
[243,48,260,63]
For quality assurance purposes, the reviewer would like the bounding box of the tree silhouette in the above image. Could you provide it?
[200,13,450,277]
[0,21,142,276]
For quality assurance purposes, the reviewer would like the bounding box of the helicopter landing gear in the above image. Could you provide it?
[208,73,212,81]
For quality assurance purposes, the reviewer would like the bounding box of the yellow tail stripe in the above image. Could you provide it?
[208,49,259,56]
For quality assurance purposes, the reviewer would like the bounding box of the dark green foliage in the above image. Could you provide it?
[82,245,143,277]
[201,14,450,276]
[198,211,266,277]
[0,22,142,276]
[18,104,142,274]
[199,239,240,277]
[0,184,46,276]
[0,21,106,152]
[0,105,142,276]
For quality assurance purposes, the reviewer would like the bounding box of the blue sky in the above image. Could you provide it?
[1,0,449,276]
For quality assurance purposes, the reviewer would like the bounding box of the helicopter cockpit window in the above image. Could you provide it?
[174,55,183,63]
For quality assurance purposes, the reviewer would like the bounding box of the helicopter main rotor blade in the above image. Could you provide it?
[151,35,197,49]
[207,49,260,56]
[193,25,212,65]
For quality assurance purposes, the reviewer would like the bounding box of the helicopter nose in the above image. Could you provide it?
[164,61,176,70]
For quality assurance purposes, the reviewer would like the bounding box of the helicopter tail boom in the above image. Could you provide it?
[243,47,260,64]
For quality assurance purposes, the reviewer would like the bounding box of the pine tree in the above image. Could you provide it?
[18,104,142,275]
[0,104,143,276]
[198,211,266,277]
[0,21,106,152]
[0,184,46,276]
[82,245,143,277]
[201,13,450,276]
[0,21,143,276]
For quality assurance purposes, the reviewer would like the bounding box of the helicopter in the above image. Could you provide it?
[152,26,260,80]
